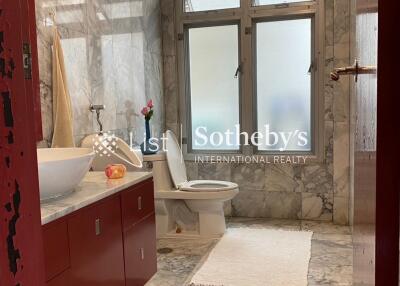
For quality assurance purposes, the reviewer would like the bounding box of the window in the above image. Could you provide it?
[256,18,312,151]
[177,0,323,157]
[188,25,240,150]
[184,0,240,12]
[253,0,310,6]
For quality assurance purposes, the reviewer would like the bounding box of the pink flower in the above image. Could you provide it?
[141,107,149,116]
[147,99,154,109]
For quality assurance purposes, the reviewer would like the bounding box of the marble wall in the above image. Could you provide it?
[35,0,352,224]
[161,0,352,224]
[332,0,352,226]
[36,0,164,147]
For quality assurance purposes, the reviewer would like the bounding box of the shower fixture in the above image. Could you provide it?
[331,59,377,82]
[90,104,105,134]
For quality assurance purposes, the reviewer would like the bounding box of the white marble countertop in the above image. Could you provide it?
[41,171,153,225]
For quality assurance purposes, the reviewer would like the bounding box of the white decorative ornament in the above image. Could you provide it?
[91,132,119,157]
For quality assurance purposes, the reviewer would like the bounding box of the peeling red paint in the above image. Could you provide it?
[0,1,45,285]
[6,180,22,276]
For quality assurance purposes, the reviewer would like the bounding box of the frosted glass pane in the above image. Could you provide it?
[256,19,312,151]
[185,0,240,12]
[355,13,378,151]
[253,0,309,6]
[189,25,240,150]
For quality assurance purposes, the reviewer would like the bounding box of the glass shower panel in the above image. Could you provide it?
[352,9,378,286]
[355,13,378,152]
[101,33,146,140]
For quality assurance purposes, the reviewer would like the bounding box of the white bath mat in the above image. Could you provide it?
[188,228,313,286]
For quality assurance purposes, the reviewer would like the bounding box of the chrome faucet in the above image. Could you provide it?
[90,105,105,134]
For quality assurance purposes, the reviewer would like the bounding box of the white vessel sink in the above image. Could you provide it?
[37,148,95,201]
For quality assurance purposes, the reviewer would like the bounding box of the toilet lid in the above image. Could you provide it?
[165,130,188,189]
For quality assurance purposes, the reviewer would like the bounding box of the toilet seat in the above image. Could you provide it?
[165,131,239,194]
[180,180,238,192]
[155,188,238,200]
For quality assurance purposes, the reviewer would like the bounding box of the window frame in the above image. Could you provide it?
[176,0,325,161]
[252,14,315,155]
[251,0,316,9]
[184,22,243,155]
[184,0,241,13]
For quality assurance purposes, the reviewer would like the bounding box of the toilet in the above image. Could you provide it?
[145,130,239,238]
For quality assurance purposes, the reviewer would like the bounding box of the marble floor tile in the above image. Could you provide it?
[146,270,187,286]
[308,232,353,286]
[156,238,217,256]
[227,217,301,231]
[313,232,353,243]
[146,238,217,285]
[146,219,353,286]
[301,220,351,235]
[308,265,353,286]
[310,239,353,269]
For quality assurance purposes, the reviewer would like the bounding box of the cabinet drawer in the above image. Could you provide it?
[68,196,125,286]
[124,215,157,286]
[46,270,71,286]
[122,179,154,230]
[43,220,70,282]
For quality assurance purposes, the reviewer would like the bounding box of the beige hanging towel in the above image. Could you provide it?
[51,28,75,148]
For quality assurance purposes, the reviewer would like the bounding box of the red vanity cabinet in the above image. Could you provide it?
[68,196,125,286]
[42,178,157,286]
[42,220,70,282]
[124,216,157,286]
[122,181,157,286]
[122,179,155,231]
[46,270,72,286]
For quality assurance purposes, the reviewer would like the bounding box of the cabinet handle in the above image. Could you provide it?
[140,247,145,260]
[138,196,142,211]
[95,218,101,236]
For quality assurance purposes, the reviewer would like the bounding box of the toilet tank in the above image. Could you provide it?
[143,152,174,192]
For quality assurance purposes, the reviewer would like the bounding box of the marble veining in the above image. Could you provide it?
[35,0,164,147]
[146,218,353,286]
[41,171,152,225]
[332,0,352,225]
[161,0,352,224]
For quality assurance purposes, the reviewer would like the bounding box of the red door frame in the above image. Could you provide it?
[375,1,400,285]
[0,0,45,285]
[25,0,43,142]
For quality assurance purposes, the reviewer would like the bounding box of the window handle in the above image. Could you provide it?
[234,64,242,78]
[308,62,313,74]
